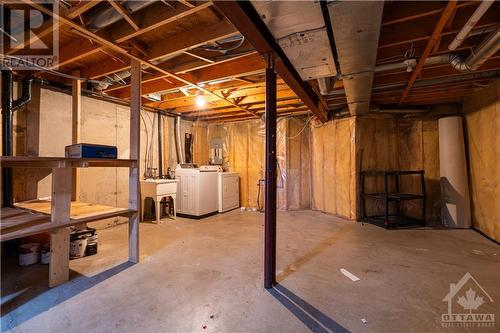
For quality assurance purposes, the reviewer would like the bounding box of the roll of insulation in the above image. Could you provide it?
[438,116,471,228]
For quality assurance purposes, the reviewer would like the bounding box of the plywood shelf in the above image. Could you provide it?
[1,201,135,242]
[0,156,137,168]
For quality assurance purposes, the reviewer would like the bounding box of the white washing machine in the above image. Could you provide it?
[218,172,240,213]
[175,164,218,218]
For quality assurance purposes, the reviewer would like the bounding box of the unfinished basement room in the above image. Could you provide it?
[1,0,499,332]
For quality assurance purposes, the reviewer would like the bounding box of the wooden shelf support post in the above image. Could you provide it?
[128,59,141,263]
[71,70,82,201]
[49,166,72,287]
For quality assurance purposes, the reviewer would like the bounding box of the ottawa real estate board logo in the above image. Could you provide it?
[1,1,59,70]
[442,272,495,328]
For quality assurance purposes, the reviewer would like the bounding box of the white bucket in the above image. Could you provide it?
[41,246,50,264]
[87,233,98,243]
[70,237,87,259]
[19,243,41,266]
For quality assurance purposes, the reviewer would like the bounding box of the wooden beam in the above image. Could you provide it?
[379,3,498,50]
[191,104,307,119]
[104,50,257,93]
[66,1,101,19]
[153,83,293,110]
[381,1,474,27]
[82,19,237,79]
[178,0,195,8]
[54,1,213,69]
[399,1,458,104]
[213,1,328,122]
[129,59,141,263]
[48,167,72,288]
[183,51,215,63]
[108,53,265,99]
[71,70,81,202]
[23,0,257,117]
[4,1,99,55]
[108,0,140,31]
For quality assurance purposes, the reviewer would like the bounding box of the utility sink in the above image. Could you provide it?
[140,179,179,223]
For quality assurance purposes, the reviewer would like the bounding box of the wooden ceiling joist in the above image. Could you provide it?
[109,53,265,99]
[165,92,301,114]
[153,83,293,110]
[23,0,260,118]
[82,19,238,79]
[5,0,498,121]
[107,0,140,31]
[381,1,474,27]
[65,1,102,19]
[54,1,213,69]
[5,1,100,55]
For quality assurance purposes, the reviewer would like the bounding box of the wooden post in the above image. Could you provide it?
[128,59,141,263]
[49,165,72,287]
[71,70,81,201]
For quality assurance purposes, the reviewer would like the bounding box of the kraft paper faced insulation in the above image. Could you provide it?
[310,118,357,220]
[355,116,441,223]
[463,79,499,241]
[203,117,311,210]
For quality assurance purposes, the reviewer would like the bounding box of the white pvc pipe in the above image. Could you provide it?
[448,1,494,51]
[176,116,184,164]
[438,116,471,228]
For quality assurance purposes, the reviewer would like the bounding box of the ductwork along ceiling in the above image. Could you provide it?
[328,1,384,115]
[250,0,384,116]
[251,1,338,81]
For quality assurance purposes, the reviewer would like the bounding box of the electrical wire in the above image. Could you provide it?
[286,115,314,139]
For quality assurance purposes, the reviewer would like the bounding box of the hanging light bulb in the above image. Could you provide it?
[195,95,206,108]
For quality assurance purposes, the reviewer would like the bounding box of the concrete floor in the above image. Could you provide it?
[1,210,499,332]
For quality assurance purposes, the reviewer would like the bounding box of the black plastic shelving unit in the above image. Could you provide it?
[360,170,426,229]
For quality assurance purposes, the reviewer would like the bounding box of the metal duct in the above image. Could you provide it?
[375,25,500,74]
[317,77,333,95]
[328,1,384,115]
[439,27,500,72]
[251,1,337,80]
[463,26,500,71]
[93,70,131,90]
[86,1,153,31]
[375,54,455,73]
[448,1,494,51]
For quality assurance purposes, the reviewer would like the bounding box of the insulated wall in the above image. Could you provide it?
[463,79,499,242]
[204,117,311,210]
[206,120,266,209]
[310,118,357,219]
[284,117,311,210]
[311,115,440,223]
[356,116,440,222]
